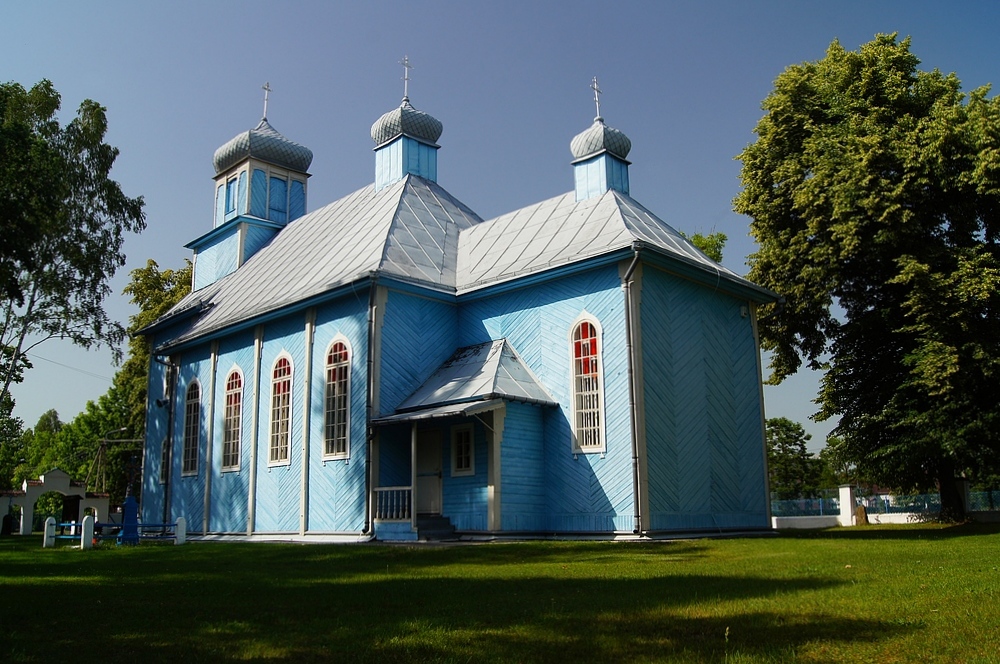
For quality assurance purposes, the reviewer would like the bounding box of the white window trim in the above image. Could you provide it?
[451,424,475,477]
[569,312,607,455]
[181,379,201,477]
[268,353,294,467]
[221,366,244,472]
[322,336,352,461]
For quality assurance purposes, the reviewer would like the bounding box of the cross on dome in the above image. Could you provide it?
[399,55,413,100]
[262,81,272,120]
[591,76,603,120]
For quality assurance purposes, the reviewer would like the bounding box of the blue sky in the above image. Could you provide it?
[4,1,999,450]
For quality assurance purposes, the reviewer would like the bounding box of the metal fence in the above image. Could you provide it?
[771,490,1000,517]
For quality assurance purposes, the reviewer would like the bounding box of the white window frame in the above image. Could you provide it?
[182,380,201,476]
[221,367,243,472]
[569,313,607,454]
[451,424,475,477]
[269,354,293,466]
[323,337,352,460]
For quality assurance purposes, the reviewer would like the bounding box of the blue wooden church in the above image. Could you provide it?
[140,82,776,540]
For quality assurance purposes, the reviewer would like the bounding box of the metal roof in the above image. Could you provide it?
[455,188,757,294]
[150,176,771,349]
[212,118,313,174]
[570,117,632,162]
[395,339,557,413]
[151,175,481,348]
[370,97,443,147]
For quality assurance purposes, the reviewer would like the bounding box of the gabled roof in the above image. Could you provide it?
[149,175,482,348]
[396,339,557,412]
[455,188,770,298]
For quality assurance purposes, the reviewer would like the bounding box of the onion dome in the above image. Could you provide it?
[370,97,443,147]
[213,118,313,175]
[570,117,632,163]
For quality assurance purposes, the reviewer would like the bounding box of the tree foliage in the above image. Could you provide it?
[684,231,728,263]
[0,79,146,412]
[735,35,1000,518]
[5,261,191,502]
[766,417,822,500]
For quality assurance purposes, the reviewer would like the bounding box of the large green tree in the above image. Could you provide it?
[0,79,146,412]
[766,417,822,500]
[735,35,1000,519]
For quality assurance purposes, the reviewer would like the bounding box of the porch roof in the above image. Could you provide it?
[373,339,557,425]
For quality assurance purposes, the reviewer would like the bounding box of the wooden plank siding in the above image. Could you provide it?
[253,315,307,532]
[640,266,769,531]
[170,344,212,531]
[378,291,458,416]
[140,352,170,524]
[458,265,634,533]
[500,402,547,531]
[207,330,256,533]
[441,419,488,531]
[306,299,369,532]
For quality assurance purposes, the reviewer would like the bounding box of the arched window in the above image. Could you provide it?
[269,357,292,464]
[571,318,605,453]
[182,381,201,475]
[324,341,351,459]
[222,370,242,470]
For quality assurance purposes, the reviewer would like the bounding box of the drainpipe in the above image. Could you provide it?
[622,244,642,535]
[158,357,178,525]
[363,276,378,534]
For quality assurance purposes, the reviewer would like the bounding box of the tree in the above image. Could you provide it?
[0,393,23,490]
[766,417,822,500]
[0,79,146,412]
[684,231,728,263]
[735,35,1000,519]
[118,259,192,437]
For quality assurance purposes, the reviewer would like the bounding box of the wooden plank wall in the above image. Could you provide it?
[640,266,768,531]
[306,300,369,532]
[458,265,633,532]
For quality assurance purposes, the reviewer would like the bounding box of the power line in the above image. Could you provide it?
[25,352,114,382]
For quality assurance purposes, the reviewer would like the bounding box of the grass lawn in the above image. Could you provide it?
[1,524,998,663]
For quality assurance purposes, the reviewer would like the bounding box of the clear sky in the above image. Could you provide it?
[4,1,999,451]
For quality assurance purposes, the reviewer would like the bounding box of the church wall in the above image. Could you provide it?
[169,344,213,531]
[499,402,547,531]
[208,329,256,533]
[193,229,239,291]
[306,298,369,533]
[457,265,634,533]
[253,314,307,533]
[441,418,488,531]
[141,349,169,524]
[378,290,458,415]
[639,266,769,531]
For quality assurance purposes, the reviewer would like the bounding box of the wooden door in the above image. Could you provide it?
[415,430,442,514]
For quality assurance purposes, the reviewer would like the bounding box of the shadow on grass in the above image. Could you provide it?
[780,521,1000,541]
[0,538,911,663]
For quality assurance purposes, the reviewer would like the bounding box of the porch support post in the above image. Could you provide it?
[410,423,418,532]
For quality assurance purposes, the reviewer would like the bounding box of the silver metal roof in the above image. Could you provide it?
[153,175,481,348]
[395,339,557,412]
[371,399,505,425]
[213,118,314,174]
[152,176,769,349]
[570,118,632,162]
[455,188,751,293]
[370,98,443,147]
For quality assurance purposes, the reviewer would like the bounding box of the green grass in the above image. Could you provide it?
[1,524,998,662]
